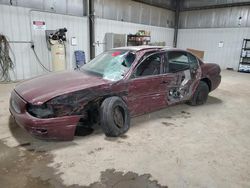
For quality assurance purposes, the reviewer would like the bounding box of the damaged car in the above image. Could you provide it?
[9,46,221,140]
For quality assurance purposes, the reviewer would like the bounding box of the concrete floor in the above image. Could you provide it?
[0,70,250,188]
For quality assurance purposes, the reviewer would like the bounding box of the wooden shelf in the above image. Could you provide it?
[127,34,151,46]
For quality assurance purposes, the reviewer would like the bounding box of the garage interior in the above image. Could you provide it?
[0,0,250,187]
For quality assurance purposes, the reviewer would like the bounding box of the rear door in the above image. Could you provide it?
[161,50,201,105]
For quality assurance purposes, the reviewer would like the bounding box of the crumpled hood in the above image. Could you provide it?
[15,71,111,104]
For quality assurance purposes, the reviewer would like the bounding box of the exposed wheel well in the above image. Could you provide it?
[79,95,125,125]
[201,78,211,92]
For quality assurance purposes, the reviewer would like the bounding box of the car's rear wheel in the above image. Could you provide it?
[188,81,209,106]
[100,96,130,137]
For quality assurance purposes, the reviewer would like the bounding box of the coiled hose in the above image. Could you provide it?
[0,34,15,82]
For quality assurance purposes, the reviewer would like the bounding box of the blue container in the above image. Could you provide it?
[74,50,86,68]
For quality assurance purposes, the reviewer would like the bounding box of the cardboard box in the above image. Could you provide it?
[187,48,205,60]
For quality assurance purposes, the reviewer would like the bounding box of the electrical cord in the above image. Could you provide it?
[31,44,51,72]
[0,34,15,82]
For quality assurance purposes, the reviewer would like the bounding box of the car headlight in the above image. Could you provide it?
[46,92,87,117]
[27,104,54,118]
[11,99,21,113]
[27,91,88,118]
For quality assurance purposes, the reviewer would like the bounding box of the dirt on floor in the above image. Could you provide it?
[1,70,250,188]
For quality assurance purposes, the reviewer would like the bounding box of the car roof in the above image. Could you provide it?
[112,45,182,52]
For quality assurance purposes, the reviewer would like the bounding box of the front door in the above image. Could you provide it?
[127,52,167,116]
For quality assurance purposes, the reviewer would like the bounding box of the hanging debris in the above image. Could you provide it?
[0,34,15,82]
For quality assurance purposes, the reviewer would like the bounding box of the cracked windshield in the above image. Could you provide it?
[81,50,136,81]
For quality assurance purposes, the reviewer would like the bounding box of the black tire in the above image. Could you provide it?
[100,96,130,137]
[188,81,209,106]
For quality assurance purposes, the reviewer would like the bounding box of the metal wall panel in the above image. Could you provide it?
[159,9,169,27]
[0,4,89,81]
[0,0,17,5]
[103,0,117,20]
[177,27,250,70]
[95,18,175,55]
[180,6,250,28]
[182,0,250,9]
[0,0,86,16]
[141,4,150,25]
[43,0,66,13]
[94,0,175,28]
[0,5,32,80]
[130,2,141,23]
[150,7,160,26]
[16,0,43,9]
[134,0,176,10]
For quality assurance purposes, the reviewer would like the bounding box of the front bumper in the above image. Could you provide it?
[9,90,80,141]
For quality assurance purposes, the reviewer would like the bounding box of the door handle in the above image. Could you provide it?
[161,80,169,84]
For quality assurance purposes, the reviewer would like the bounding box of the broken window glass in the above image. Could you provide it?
[81,50,136,81]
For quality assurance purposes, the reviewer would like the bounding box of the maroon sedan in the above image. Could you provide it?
[9,46,221,140]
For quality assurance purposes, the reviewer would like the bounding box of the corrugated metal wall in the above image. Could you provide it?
[181,0,250,9]
[134,0,176,10]
[95,18,174,56]
[95,0,175,28]
[30,10,89,72]
[177,27,250,70]
[0,4,89,80]
[0,3,175,80]
[178,5,250,70]
[0,0,87,16]
[179,6,250,28]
